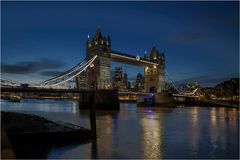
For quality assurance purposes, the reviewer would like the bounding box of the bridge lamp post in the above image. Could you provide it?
[89,62,97,138]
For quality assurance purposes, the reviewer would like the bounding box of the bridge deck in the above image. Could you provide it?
[111,51,158,67]
[1,87,94,93]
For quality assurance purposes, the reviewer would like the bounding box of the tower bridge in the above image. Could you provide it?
[1,29,165,93]
[76,28,165,93]
[1,29,206,108]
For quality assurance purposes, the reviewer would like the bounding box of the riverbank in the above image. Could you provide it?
[175,100,239,108]
[1,111,92,158]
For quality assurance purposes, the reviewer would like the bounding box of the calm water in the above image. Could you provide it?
[1,99,239,159]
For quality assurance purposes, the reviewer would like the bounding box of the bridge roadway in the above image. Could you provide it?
[1,87,197,98]
[1,87,94,93]
[1,87,152,96]
[110,51,159,67]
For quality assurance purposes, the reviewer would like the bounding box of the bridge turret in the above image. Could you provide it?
[87,28,111,57]
[107,35,111,48]
[144,47,165,93]
[150,46,159,61]
[83,28,112,90]
[86,34,92,52]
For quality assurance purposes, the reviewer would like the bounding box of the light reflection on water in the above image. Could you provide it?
[141,108,163,159]
[1,99,239,159]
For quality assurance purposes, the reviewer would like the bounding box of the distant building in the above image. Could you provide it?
[76,71,87,89]
[113,67,123,90]
[202,87,215,99]
[123,73,128,87]
[186,82,200,89]
[135,73,144,92]
[123,72,131,90]
[114,67,122,81]
[214,78,239,97]
[202,77,239,100]
[127,81,131,90]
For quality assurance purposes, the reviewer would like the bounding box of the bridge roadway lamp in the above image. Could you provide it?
[90,63,94,68]
[136,55,140,61]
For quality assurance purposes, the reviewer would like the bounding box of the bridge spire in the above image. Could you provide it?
[95,27,102,40]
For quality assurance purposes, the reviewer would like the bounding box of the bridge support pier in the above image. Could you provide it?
[154,92,175,105]
[78,90,119,110]
[137,92,175,106]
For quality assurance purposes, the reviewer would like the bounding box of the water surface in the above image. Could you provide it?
[1,99,239,159]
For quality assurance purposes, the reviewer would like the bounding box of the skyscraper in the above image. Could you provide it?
[135,73,144,92]
[113,67,123,90]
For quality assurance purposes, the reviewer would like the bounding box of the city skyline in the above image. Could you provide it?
[1,1,239,87]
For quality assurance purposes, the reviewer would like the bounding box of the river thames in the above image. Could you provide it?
[1,99,239,159]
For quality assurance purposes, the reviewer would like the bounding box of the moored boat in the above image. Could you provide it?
[9,95,21,102]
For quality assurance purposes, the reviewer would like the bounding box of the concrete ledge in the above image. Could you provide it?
[1,130,16,159]
[1,111,92,158]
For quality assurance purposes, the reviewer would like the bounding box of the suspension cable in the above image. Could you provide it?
[165,70,181,93]
[37,55,97,87]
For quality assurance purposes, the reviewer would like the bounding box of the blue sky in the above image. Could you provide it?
[1,1,239,87]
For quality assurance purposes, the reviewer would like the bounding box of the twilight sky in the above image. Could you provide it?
[1,1,239,87]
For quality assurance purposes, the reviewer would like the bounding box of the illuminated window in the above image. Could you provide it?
[101,40,104,44]
[95,41,98,45]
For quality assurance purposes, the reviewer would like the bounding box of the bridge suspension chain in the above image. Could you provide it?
[40,58,87,84]
[165,70,181,93]
[31,55,98,88]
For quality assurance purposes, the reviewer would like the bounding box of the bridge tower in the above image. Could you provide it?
[76,28,111,89]
[144,47,165,93]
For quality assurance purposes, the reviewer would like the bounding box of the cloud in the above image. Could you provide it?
[200,13,239,27]
[167,31,207,45]
[1,58,67,74]
[40,70,65,77]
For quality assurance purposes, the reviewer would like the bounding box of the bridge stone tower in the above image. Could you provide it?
[76,28,111,89]
[144,47,165,93]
